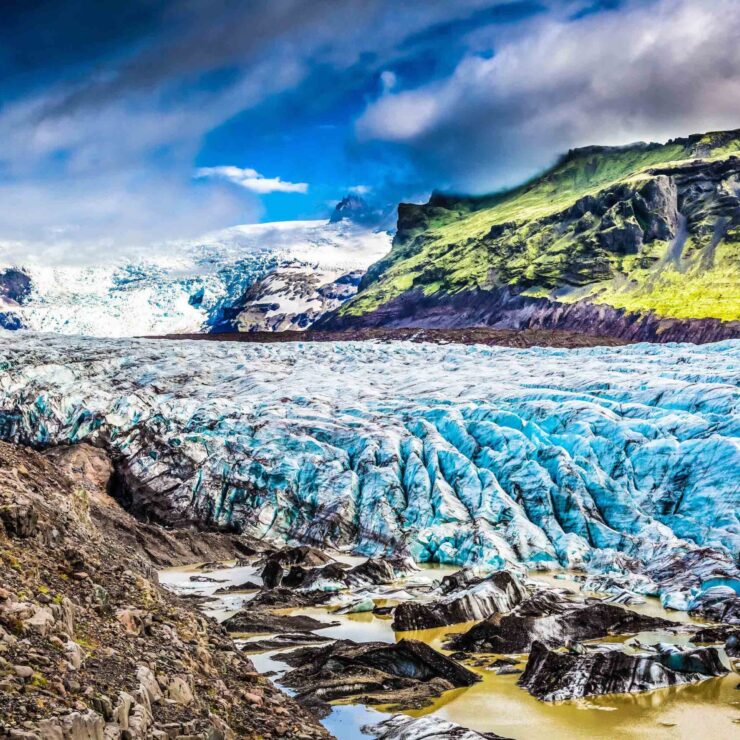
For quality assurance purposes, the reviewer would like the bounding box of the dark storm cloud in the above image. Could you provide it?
[357,0,740,194]
[1,0,544,260]
[4,0,736,261]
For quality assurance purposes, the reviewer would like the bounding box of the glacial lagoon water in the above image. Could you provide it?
[159,563,740,739]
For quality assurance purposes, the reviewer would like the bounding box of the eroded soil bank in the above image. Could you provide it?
[0,442,329,739]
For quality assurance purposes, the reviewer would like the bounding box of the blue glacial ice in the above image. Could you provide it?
[0,334,737,606]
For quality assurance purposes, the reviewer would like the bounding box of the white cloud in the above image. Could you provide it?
[357,0,740,193]
[379,70,397,94]
[349,184,372,195]
[195,166,308,194]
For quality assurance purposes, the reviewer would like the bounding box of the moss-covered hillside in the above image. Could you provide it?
[343,129,740,323]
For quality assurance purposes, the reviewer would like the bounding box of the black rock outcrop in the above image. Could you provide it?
[281,638,479,716]
[392,570,527,631]
[518,641,729,701]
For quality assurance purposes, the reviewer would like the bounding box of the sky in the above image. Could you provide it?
[2,0,740,264]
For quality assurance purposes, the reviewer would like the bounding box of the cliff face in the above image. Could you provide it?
[0,441,329,739]
[325,130,740,342]
[320,286,740,344]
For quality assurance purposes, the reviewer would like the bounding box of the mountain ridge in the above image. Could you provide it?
[321,128,740,342]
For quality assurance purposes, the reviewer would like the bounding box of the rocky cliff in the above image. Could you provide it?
[0,440,329,738]
[323,130,740,342]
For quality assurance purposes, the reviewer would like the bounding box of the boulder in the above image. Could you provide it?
[259,546,337,589]
[246,587,333,609]
[364,714,508,739]
[692,625,740,657]
[222,610,337,635]
[518,640,729,701]
[346,557,418,587]
[392,571,527,631]
[688,586,740,625]
[281,638,479,716]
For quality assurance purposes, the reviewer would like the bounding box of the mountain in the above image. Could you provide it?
[322,129,740,343]
[0,220,391,337]
[216,263,364,332]
[330,192,398,232]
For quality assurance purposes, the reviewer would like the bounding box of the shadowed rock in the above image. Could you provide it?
[518,640,729,701]
[692,625,740,656]
[392,571,527,631]
[240,633,332,652]
[281,638,479,716]
[222,610,337,635]
[259,545,337,588]
[364,714,509,739]
[246,587,333,609]
[264,555,416,593]
[688,586,740,625]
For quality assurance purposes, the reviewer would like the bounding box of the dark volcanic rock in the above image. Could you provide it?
[221,610,337,635]
[318,285,740,344]
[364,714,509,739]
[246,587,334,609]
[445,591,677,653]
[240,632,332,652]
[281,562,351,589]
[262,553,414,592]
[348,556,418,585]
[392,571,527,631]
[645,548,740,604]
[259,545,336,588]
[213,579,261,594]
[692,625,740,658]
[0,268,32,305]
[692,625,740,657]
[689,587,740,625]
[519,641,729,701]
[281,638,479,716]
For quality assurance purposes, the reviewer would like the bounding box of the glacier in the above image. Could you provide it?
[0,220,391,337]
[0,334,737,606]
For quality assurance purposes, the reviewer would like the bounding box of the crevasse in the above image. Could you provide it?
[0,334,737,597]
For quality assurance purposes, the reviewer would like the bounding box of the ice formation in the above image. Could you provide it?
[0,334,737,605]
[0,220,391,336]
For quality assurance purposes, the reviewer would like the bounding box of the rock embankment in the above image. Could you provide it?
[0,441,329,739]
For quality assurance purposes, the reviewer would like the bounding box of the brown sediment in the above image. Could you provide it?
[147,325,630,348]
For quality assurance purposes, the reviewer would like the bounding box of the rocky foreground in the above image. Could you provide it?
[1,438,738,738]
[0,441,329,739]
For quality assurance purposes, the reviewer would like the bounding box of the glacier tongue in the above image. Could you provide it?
[0,334,737,602]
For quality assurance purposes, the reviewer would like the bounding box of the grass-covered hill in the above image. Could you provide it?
[330,129,740,339]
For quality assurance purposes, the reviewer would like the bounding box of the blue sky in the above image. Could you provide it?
[1,0,740,263]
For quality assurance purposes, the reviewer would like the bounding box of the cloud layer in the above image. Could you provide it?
[2,0,740,264]
[358,0,740,192]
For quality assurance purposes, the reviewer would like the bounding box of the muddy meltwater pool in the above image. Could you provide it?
[159,562,740,739]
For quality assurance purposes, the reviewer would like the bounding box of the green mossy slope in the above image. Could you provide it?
[345,129,740,322]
